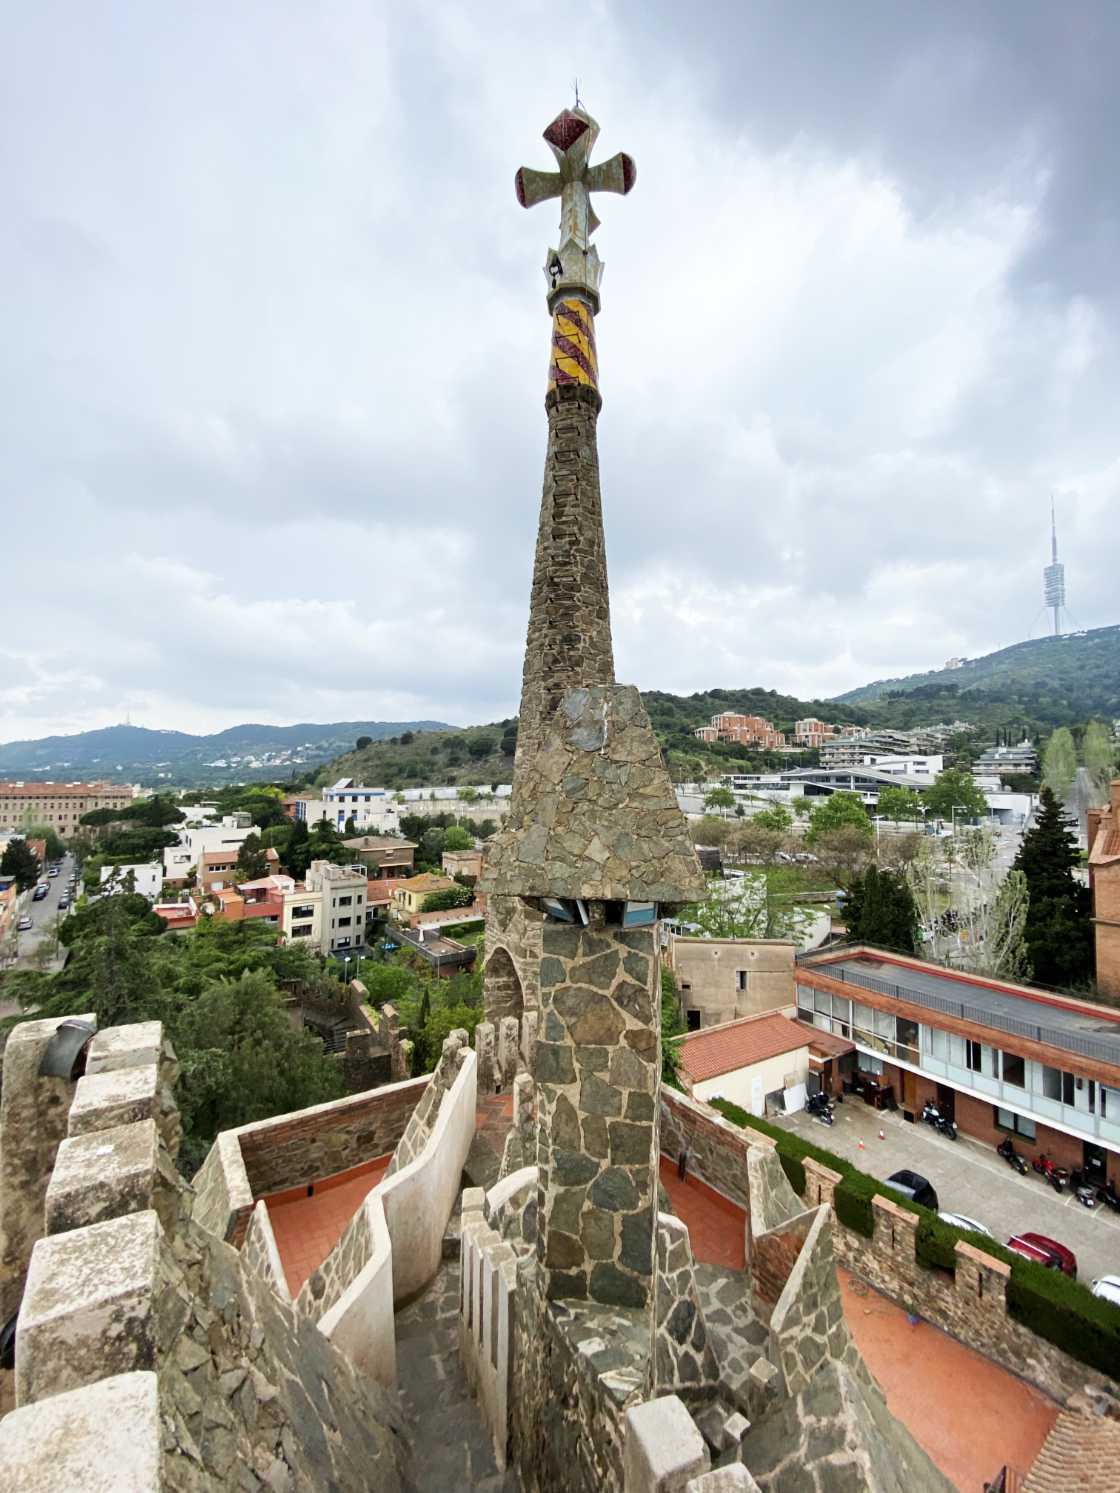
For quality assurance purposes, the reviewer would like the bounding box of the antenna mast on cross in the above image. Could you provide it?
[1043,496,1068,637]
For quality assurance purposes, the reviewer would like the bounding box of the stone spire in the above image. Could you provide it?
[511,107,635,768]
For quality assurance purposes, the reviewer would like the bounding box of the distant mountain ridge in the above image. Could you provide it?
[0,720,453,784]
[833,625,1120,716]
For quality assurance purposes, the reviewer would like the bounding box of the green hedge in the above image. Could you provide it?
[709,1096,1120,1378]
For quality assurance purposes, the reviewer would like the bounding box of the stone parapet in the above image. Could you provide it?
[800,1155,843,1210]
[44,1117,165,1236]
[16,1208,162,1405]
[623,1394,710,1492]
[0,1370,162,1493]
[85,1021,163,1075]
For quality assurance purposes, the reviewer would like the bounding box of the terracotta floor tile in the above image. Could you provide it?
[264,1153,392,1298]
[659,1157,747,1270]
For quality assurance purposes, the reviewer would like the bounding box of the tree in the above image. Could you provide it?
[923,768,988,823]
[236,833,269,881]
[811,826,874,889]
[844,866,920,953]
[467,735,495,760]
[421,885,474,912]
[805,792,872,845]
[1013,786,1093,988]
[684,870,817,943]
[356,735,372,750]
[661,967,684,1086]
[730,823,784,866]
[960,868,1029,981]
[876,785,923,824]
[1042,727,1078,799]
[1,838,41,890]
[703,786,736,816]
[20,823,65,861]
[1082,721,1117,799]
[442,825,474,852]
[752,803,793,833]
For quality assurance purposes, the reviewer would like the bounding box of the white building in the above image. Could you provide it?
[99,862,163,902]
[308,781,400,833]
[162,818,258,884]
[675,1011,814,1114]
[860,753,943,781]
[304,859,368,955]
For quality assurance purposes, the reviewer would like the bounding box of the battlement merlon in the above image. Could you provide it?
[515,106,636,317]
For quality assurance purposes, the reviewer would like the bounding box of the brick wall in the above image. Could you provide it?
[751,1209,816,1319]
[236,1077,428,1199]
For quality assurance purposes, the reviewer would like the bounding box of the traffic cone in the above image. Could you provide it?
[879,1129,885,1140]
[857,1139,865,1150]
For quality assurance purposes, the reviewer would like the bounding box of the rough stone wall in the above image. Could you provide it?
[295,1189,374,1320]
[240,1199,291,1304]
[483,893,542,1025]
[1,1015,409,1492]
[745,1140,803,1237]
[659,1088,753,1214]
[514,382,615,767]
[766,1206,864,1397]
[535,919,660,1308]
[0,1013,94,1321]
[648,1212,722,1400]
[508,1257,648,1493]
[385,1030,469,1176]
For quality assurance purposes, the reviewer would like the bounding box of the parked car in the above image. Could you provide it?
[1090,1275,1120,1307]
[1007,1233,1077,1278]
[939,1212,993,1238]
[886,1170,939,1211]
[47,866,60,877]
[58,896,69,911]
[32,885,49,902]
[17,915,33,931]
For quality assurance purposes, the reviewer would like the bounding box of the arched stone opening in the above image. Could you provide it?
[484,946,525,1026]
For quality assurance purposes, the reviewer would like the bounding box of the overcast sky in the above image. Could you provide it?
[3,1,1118,742]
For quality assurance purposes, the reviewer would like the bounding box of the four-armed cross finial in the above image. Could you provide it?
[516,107,636,312]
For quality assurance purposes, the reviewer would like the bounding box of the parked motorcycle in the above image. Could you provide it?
[1067,1168,1099,1209]
[1100,1179,1120,1214]
[1073,1171,1120,1212]
[997,1136,1028,1174]
[806,1091,835,1126]
[920,1099,959,1141]
[1032,1152,1069,1193]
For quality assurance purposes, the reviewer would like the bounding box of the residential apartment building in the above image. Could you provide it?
[162,819,257,885]
[1089,778,1120,1001]
[98,862,162,902]
[694,713,786,749]
[305,860,368,955]
[797,946,1120,1188]
[792,718,835,749]
[342,836,416,879]
[820,730,917,766]
[669,936,797,1030]
[0,875,18,946]
[442,848,483,880]
[0,780,134,835]
[972,741,1039,779]
[391,872,456,920]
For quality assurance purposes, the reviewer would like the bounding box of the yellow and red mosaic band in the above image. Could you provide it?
[548,296,598,392]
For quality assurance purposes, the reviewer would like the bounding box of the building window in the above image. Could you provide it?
[338,895,352,907]
[291,927,311,938]
[736,970,748,992]
[966,1040,983,1073]
[336,937,351,949]
[995,1107,1036,1140]
[687,1010,701,1032]
[337,916,351,927]
[862,1055,885,1076]
[1001,1051,1026,1088]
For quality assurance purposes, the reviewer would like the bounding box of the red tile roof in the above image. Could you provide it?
[678,1012,811,1083]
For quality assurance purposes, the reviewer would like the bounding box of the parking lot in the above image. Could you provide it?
[770,1094,1120,1286]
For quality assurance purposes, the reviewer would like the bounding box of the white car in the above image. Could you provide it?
[1090,1275,1120,1308]
[939,1212,994,1239]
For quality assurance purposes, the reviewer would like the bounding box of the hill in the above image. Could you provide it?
[834,625,1120,724]
[0,720,453,786]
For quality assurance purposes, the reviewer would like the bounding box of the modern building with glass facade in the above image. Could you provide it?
[796,946,1120,1188]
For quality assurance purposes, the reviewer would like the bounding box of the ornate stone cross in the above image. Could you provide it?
[515,107,636,311]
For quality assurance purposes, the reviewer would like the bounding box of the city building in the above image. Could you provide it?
[973,741,1039,779]
[162,818,258,885]
[1089,778,1120,1001]
[98,862,162,902]
[305,859,368,955]
[792,717,837,748]
[798,945,1120,1186]
[675,1010,814,1109]
[820,730,917,766]
[669,935,796,1029]
[197,849,240,896]
[860,753,943,780]
[442,848,483,880]
[316,780,400,832]
[152,896,200,933]
[342,835,416,879]
[693,712,785,749]
[0,780,134,835]
[0,875,18,945]
[392,924,477,977]
[391,871,456,920]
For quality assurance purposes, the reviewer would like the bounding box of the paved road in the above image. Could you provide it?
[771,1098,1120,1286]
[9,853,74,972]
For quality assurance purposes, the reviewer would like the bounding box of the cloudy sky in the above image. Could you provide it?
[3,1,1118,742]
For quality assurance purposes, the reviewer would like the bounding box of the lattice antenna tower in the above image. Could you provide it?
[1042,496,1067,637]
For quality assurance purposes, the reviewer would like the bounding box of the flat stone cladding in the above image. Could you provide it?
[660,1087,754,1214]
[649,1212,722,1398]
[535,920,660,1308]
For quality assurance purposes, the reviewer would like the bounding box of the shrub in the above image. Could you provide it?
[1007,1258,1120,1379]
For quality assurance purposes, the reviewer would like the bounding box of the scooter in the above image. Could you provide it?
[1067,1168,1099,1209]
[1032,1153,1068,1193]
[921,1099,959,1141]
[1100,1179,1120,1214]
[806,1091,835,1126]
[997,1136,1028,1174]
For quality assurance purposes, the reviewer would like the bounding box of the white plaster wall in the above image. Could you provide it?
[317,1200,396,1387]
[695,1047,808,1116]
[377,1047,477,1301]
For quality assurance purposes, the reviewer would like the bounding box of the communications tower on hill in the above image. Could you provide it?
[1043,497,1067,637]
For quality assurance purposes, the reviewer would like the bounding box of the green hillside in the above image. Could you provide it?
[835,626,1120,721]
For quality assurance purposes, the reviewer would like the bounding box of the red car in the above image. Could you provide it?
[1006,1232,1077,1278]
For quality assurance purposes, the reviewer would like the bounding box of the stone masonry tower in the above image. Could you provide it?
[480,106,703,1311]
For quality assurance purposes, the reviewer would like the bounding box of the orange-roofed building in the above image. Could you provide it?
[675,1011,813,1111]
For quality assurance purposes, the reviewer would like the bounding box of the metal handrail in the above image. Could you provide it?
[816,965,1120,1067]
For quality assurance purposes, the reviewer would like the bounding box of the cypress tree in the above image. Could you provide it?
[1013,786,1093,988]
[845,864,920,954]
